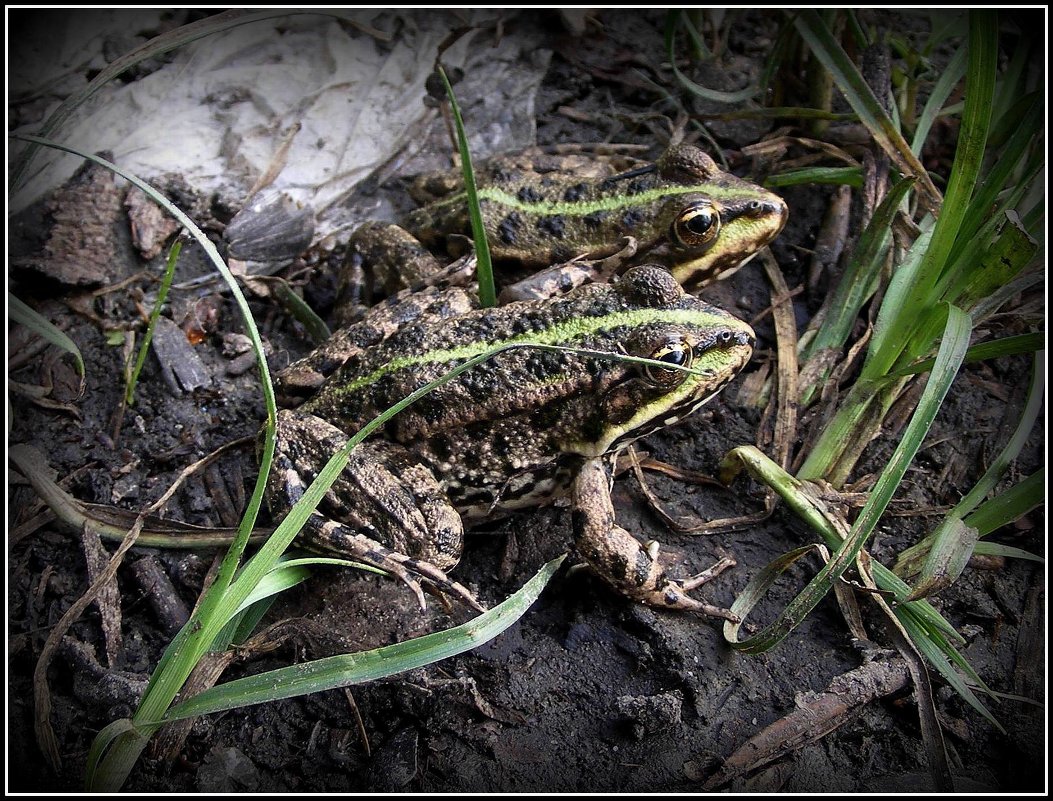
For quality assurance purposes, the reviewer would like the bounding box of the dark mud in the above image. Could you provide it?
[7,9,1045,793]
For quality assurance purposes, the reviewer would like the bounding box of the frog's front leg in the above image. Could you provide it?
[572,458,738,622]
[269,410,483,612]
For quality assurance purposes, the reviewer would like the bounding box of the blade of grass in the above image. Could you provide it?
[972,542,1043,563]
[988,32,1034,134]
[886,12,997,371]
[798,177,916,405]
[897,347,1044,576]
[127,241,181,405]
[888,333,1043,378]
[903,518,980,600]
[911,44,967,156]
[951,93,1042,259]
[665,11,759,103]
[945,352,1044,519]
[764,166,863,188]
[158,556,564,722]
[964,469,1044,537]
[725,305,972,652]
[896,606,1003,730]
[437,66,496,308]
[12,139,284,791]
[793,10,942,213]
[9,293,85,379]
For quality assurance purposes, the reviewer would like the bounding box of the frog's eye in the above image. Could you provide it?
[643,338,694,387]
[672,202,721,248]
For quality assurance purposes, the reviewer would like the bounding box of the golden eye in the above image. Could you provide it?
[672,202,721,248]
[643,338,693,387]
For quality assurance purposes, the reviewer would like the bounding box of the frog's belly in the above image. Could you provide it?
[444,460,578,522]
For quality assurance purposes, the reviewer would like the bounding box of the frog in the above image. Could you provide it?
[267,265,755,619]
[337,144,786,311]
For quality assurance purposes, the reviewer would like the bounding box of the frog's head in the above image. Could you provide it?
[568,265,754,457]
[653,145,788,290]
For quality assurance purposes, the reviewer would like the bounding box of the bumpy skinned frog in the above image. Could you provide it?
[345,143,787,306]
[269,266,754,618]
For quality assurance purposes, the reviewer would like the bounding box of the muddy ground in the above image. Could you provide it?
[7,9,1046,793]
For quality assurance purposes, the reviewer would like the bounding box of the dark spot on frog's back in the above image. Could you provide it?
[538,215,567,239]
[499,212,523,245]
[517,185,544,203]
[411,395,449,427]
[621,208,645,231]
[583,211,607,230]
[627,178,651,196]
[459,446,482,470]
[524,353,554,379]
[563,182,588,202]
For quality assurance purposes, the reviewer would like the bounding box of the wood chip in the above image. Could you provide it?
[31,157,129,286]
[80,524,123,668]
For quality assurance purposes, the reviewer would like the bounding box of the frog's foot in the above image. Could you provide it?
[311,518,485,613]
[572,458,739,622]
[643,554,739,622]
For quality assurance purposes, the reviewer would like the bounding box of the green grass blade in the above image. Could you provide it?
[793,10,942,212]
[964,469,1044,538]
[126,241,181,405]
[158,556,564,722]
[972,542,1044,563]
[849,304,971,539]
[665,11,759,103]
[858,221,934,381]
[989,32,1034,134]
[9,293,85,378]
[13,140,281,791]
[950,93,1042,262]
[911,44,966,156]
[83,718,139,794]
[892,345,1041,590]
[949,352,1044,518]
[863,12,998,380]
[904,518,979,600]
[734,307,971,650]
[953,213,1039,312]
[888,333,1043,378]
[799,177,916,405]
[764,166,862,188]
[438,66,496,308]
[231,557,385,620]
[265,277,331,344]
[897,606,1002,730]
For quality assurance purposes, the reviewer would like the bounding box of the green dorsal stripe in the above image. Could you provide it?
[426,184,764,219]
[324,307,747,398]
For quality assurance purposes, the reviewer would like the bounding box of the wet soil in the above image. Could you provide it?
[7,9,1045,793]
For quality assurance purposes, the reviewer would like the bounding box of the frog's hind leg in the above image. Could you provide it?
[571,457,739,622]
[268,410,483,613]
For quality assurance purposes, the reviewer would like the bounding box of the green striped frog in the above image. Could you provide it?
[268,266,753,618]
[343,143,787,306]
